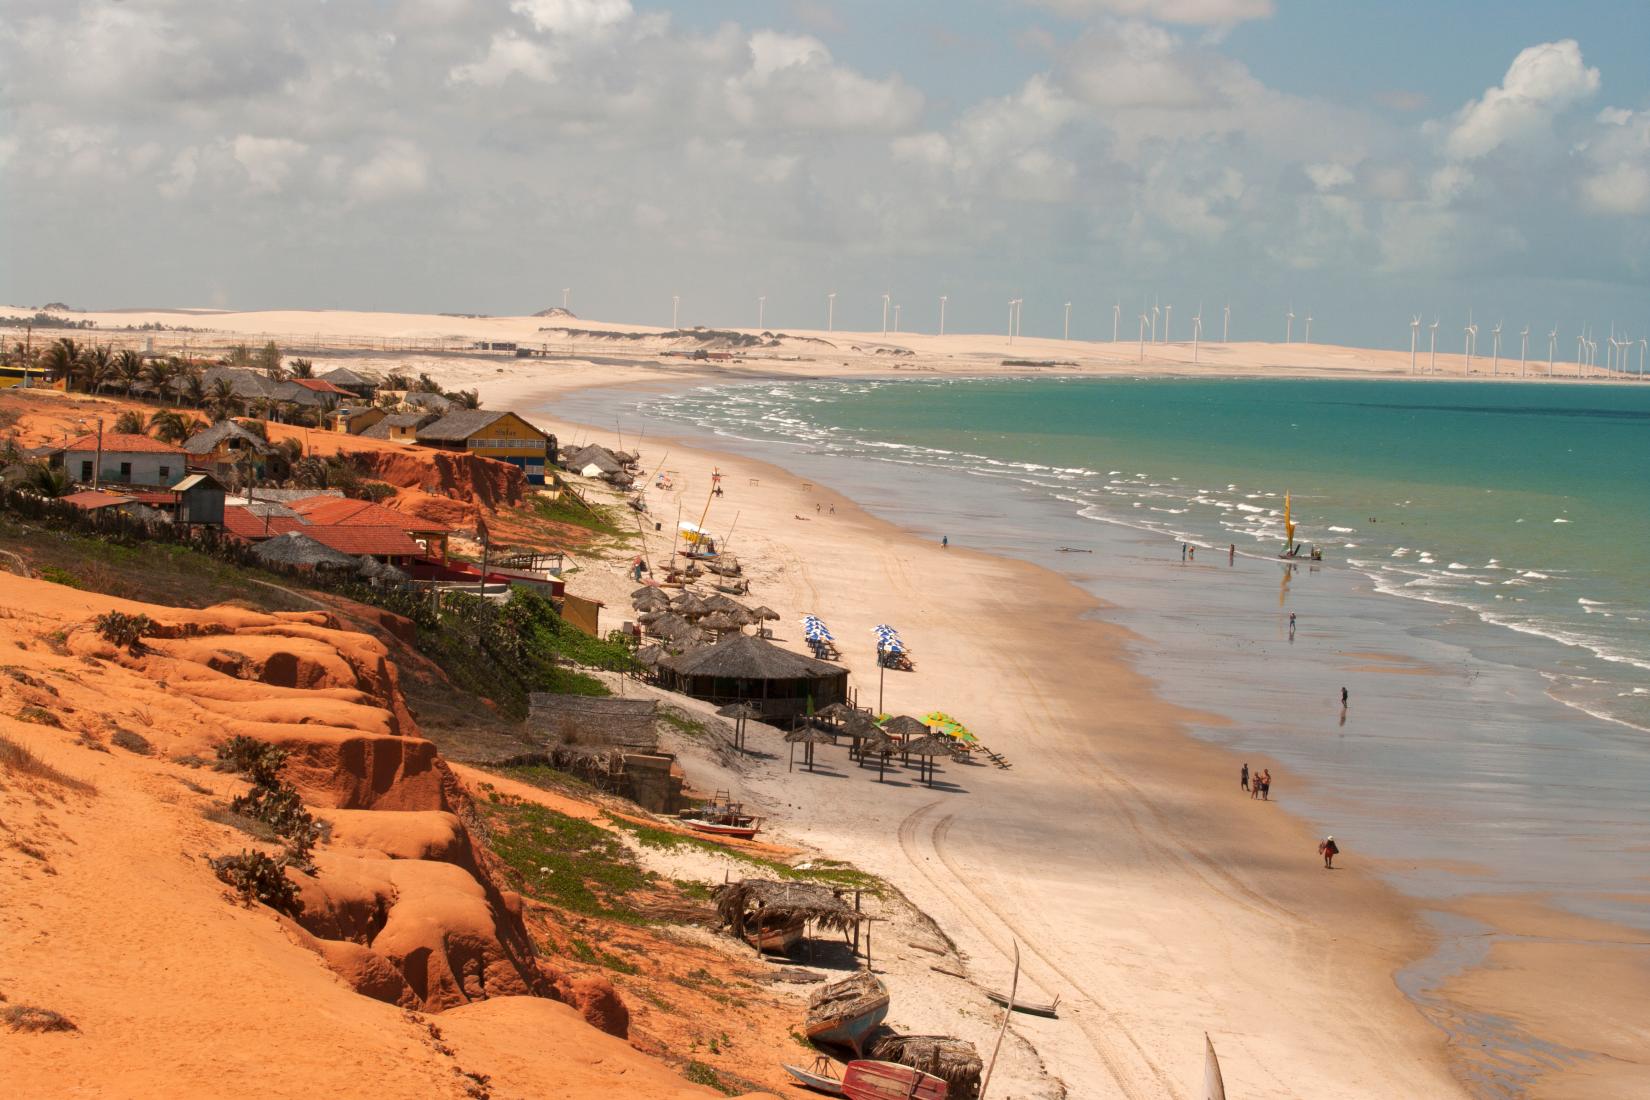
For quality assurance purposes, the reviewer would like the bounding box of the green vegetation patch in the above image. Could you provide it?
[480,796,656,924]
[607,814,884,894]
[532,491,634,541]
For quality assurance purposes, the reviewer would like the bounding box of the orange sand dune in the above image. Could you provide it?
[0,575,772,1098]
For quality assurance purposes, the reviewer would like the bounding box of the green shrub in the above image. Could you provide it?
[92,610,153,649]
[210,850,302,915]
[2,1004,78,1033]
[110,729,152,755]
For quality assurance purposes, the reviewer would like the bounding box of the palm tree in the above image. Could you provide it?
[113,349,145,397]
[79,344,114,394]
[3,461,71,498]
[141,357,178,403]
[148,410,193,444]
[448,388,481,410]
[112,410,145,434]
[416,372,442,393]
[288,358,315,379]
[205,378,243,421]
[180,367,206,408]
[41,338,83,385]
[225,343,253,367]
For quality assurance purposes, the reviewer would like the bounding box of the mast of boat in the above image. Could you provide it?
[719,510,742,558]
[1284,490,1295,554]
[687,474,717,557]
[978,941,1020,1100]
[1204,1033,1228,1099]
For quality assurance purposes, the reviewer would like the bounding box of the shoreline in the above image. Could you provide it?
[481,367,1471,1098]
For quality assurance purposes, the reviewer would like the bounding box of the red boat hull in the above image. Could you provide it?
[841,1060,947,1100]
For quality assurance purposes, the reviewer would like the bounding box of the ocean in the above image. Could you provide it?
[645,375,1650,734]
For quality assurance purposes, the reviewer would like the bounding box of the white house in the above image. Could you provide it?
[62,432,188,488]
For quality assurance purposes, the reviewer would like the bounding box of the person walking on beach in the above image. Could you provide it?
[1181,543,1187,561]
[942,535,949,549]
[1318,835,1339,869]
[1229,543,1235,565]
[1189,545,1195,561]
[1340,686,1349,708]
[1259,769,1271,801]
[1241,763,1249,792]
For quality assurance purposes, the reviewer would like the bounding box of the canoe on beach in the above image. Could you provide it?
[840,1060,948,1100]
[782,1062,847,1096]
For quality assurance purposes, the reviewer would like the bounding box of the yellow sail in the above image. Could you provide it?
[1284,491,1296,550]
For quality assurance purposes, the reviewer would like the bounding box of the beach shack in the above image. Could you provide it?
[415,410,556,485]
[327,405,386,435]
[361,412,431,443]
[656,634,848,721]
[183,420,271,480]
[318,366,377,401]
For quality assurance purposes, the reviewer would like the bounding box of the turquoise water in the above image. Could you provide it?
[655,376,1650,730]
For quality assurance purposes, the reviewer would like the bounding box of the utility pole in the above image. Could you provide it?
[93,417,103,490]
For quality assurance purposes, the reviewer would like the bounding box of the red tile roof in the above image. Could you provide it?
[291,378,353,396]
[288,496,450,533]
[63,433,187,455]
[60,491,135,510]
[222,506,305,542]
[299,525,423,557]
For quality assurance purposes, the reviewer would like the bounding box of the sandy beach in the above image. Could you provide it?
[10,305,1647,1097]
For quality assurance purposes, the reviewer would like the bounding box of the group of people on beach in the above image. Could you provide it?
[1240,762,1271,800]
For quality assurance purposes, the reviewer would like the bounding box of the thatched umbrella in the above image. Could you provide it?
[869,1034,983,1098]
[702,593,748,616]
[748,605,780,637]
[880,714,930,742]
[633,588,671,612]
[713,878,866,956]
[717,701,762,752]
[672,592,710,618]
[816,702,855,724]
[636,609,664,624]
[633,644,665,669]
[647,612,698,640]
[697,610,745,635]
[838,714,881,764]
[784,725,836,772]
[903,735,954,787]
[631,584,662,601]
[251,531,357,570]
[858,730,896,782]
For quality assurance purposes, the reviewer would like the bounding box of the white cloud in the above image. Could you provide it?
[348,140,429,202]
[232,135,308,194]
[449,30,555,85]
[724,31,922,132]
[1444,40,1599,160]
[511,0,633,35]
[1580,163,1650,216]
[1306,163,1354,192]
[1032,0,1274,26]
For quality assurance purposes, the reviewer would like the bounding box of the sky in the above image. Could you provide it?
[2,0,1649,350]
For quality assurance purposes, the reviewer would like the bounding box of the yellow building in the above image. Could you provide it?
[414,410,556,484]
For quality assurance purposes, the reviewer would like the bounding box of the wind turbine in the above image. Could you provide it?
[893,303,901,333]
[882,293,890,335]
[827,291,835,332]
[1223,303,1230,342]
[1014,298,1023,339]
[1304,312,1313,344]
[1577,333,1587,378]
[1192,307,1202,364]
[1519,325,1529,377]
[1409,316,1421,373]
[562,287,570,310]
[758,295,766,328]
[1428,317,1439,373]
[1547,327,1557,377]
[672,294,680,329]
[1464,312,1476,373]
[1639,336,1647,379]
[1113,302,1121,343]
[1151,303,1160,344]
[1138,313,1147,363]
[1008,299,1022,344]
[1164,304,1172,344]
[939,295,947,336]
[1285,304,1294,344]
[1491,322,1502,376]
[1064,301,1071,341]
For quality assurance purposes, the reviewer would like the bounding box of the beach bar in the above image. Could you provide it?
[656,634,848,722]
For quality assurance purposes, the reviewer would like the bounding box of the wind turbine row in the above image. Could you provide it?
[1404,312,1650,379]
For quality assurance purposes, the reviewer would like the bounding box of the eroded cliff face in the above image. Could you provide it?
[0,577,686,1093]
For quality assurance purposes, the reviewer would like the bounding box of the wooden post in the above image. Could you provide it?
[852,891,861,956]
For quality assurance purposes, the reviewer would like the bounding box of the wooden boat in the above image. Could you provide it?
[687,818,760,839]
[1205,1032,1227,1100]
[742,915,804,954]
[985,989,1060,1017]
[841,1060,947,1100]
[782,1062,847,1096]
[806,972,890,1056]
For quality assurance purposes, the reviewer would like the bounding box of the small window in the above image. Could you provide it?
[80,460,93,481]
[159,466,170,481]
[119,461,132,479]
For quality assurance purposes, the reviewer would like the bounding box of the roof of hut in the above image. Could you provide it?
[869,1034,983,1097]
[183,419,271,456]
[658,634,845,681]
[713,879,865,938]
[250,531,358,569]
[880,715,931,739]
[784,726,837,744]
[634,645,666,668]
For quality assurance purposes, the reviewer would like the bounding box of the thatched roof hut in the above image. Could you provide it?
[702,593,748,616]
[672,592,710,618]
[697,610,745,634]
[656,634,848,720]
[633,644,665,669]
[251,531,357,570]
[646,612,698,640]
[713,879,864,941]
[870,1034,983,1099]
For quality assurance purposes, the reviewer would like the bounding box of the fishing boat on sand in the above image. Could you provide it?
[783,1058,847,1096]
[806,972,890,1056]
[840,1060,948,1100]
[679,792,761,838]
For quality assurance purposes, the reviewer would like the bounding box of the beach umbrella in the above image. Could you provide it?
[672,592,710,618]
[839,714,882,764]
[698,610,745,634]
[703,593,748,616]
[784,726,837,772]
[879,715,929,741]
[648,612,699,640]
[633,588,671,611]
[903,735,955,787]
[747,605,780,637]
[857,730,895,781]
[717,701,762,752]
[631,584,665,601]
[815,702,855,725]
[633,644,665,669]
[921,711,980,748]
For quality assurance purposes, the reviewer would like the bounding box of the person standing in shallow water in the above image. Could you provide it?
[941,535,948,549]
[1241,763,1249,792]
[1341,686,1349,708]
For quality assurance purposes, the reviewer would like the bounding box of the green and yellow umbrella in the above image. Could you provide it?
[921,711,978,746]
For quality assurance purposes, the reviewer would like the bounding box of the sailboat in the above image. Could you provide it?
[1205,1033,1227,1100]
[1276,491,1319,560]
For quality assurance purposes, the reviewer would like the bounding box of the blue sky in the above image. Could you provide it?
[2,0,1647,349]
